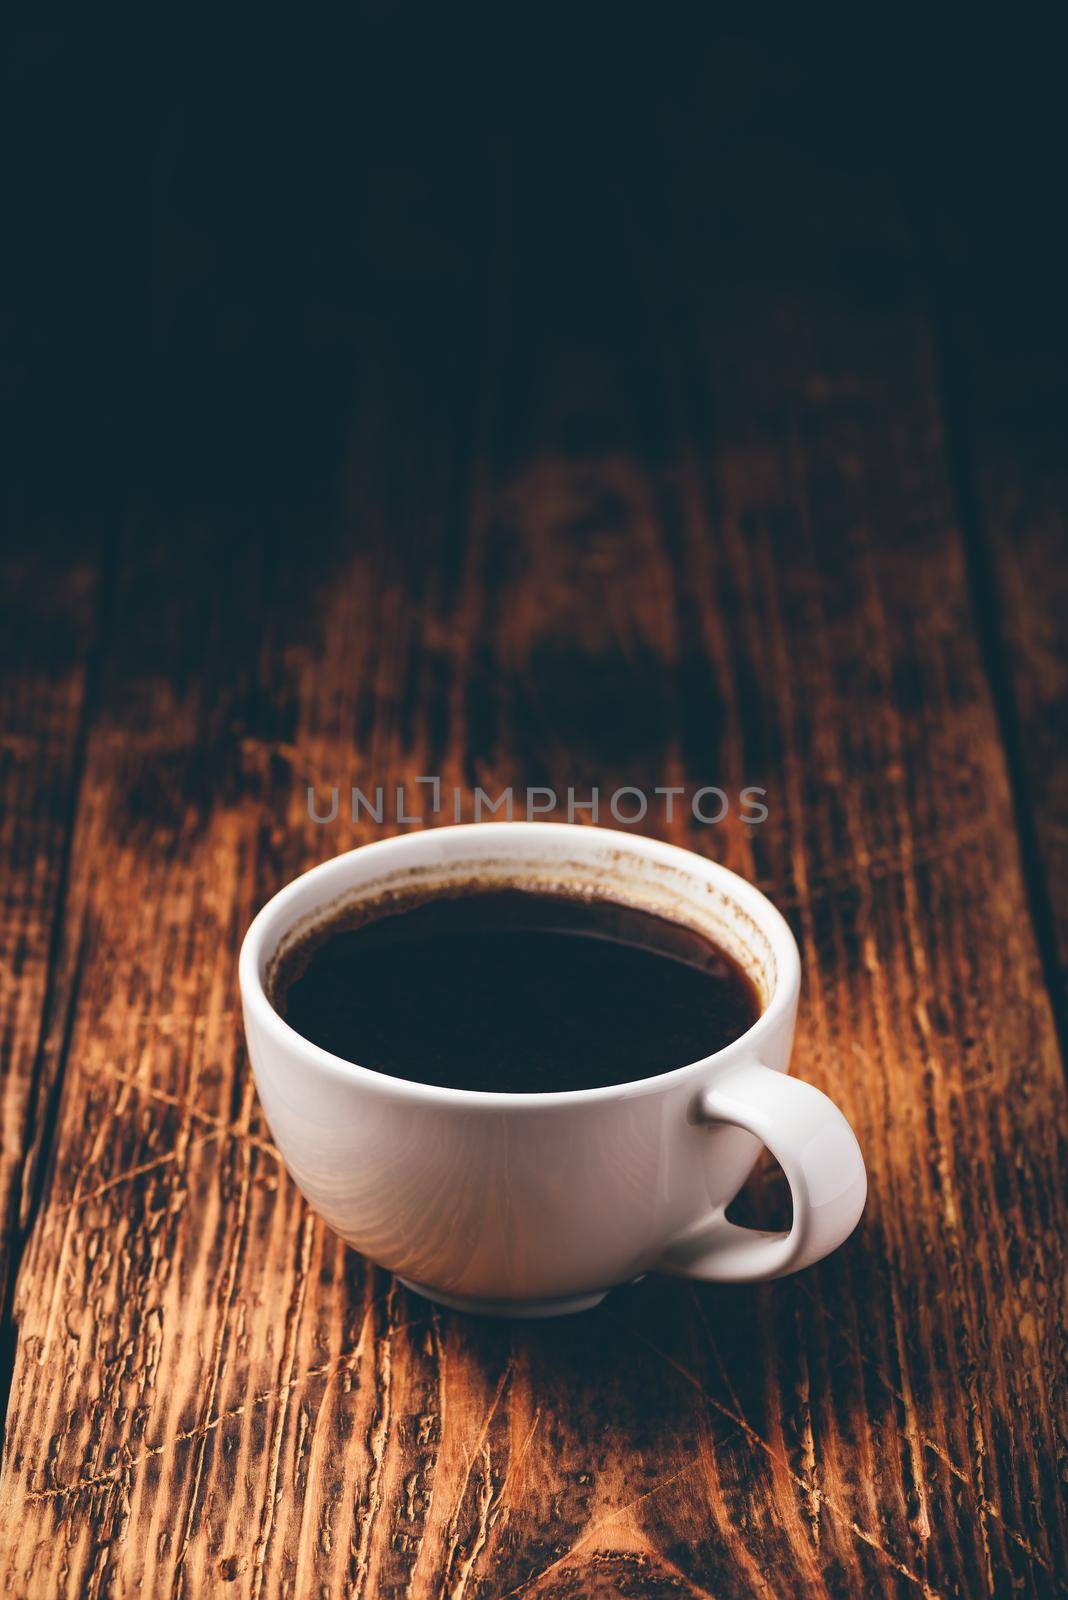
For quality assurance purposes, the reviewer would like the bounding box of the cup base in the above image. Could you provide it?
[397,1277,608,1318]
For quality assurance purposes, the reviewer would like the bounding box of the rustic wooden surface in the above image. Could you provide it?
[2,28,1067,1599]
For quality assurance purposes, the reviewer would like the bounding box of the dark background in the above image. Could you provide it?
[5,15,1067,549]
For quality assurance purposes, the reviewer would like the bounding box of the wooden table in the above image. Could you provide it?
[2,28,1066,1598]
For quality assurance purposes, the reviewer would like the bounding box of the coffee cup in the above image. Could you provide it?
[239,822,866,1316]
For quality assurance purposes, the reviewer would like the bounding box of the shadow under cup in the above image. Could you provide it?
[239,824,800,1316]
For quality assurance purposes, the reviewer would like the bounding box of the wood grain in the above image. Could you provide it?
[1,273,1066,1599]
[979,450,1068,1004]
[0,537,100,1358]
[938,302,1068,1037]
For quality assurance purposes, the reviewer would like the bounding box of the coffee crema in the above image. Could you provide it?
[270,886,761,1094]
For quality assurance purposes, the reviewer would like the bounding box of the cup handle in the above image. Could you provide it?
[655,1061,867,1283]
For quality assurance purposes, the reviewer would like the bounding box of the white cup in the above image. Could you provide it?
[239,822,866,1317]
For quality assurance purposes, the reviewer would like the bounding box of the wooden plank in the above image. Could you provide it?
[912,20,1068,1046]
[937,305,1068,1038]
[0,536,100,1371]
[0,283,1065,1600]
[979,449,1068,996]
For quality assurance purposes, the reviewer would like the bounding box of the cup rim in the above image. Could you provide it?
[238,821,801,1108]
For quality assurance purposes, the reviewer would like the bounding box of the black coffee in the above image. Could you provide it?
[271,887,760,1094]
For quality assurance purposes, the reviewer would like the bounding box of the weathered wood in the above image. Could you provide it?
[938,306,1068,1038]
[980,451,1068,998]
[0,538,100,1354]
[1,279,1066,1600]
